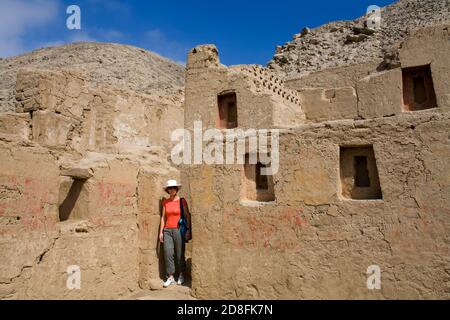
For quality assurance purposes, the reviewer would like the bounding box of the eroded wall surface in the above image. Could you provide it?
[185,112,450,299]
[0,142,142,298]
[185,45,304,131]
[183,26,450,300]
[0,24,448,300]
[0,68,183,299]
[285,25,450,122]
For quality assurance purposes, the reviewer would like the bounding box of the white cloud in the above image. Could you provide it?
[0,0,59,57]
[0,0,186,62]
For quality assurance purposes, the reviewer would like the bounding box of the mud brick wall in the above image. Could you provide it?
[0,66,183,299]
[286,26,450,122]
[185,112,450,299]
[185,45,305,131]
[12,68,183,154]
[0,142,145,299]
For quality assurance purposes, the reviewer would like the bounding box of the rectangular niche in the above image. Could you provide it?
[402,65,437,111]
[242,153,275,202]
[58,177,89,221]
[340,146,382,200]
[217,91,238,129]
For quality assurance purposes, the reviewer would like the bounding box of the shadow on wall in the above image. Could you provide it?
[157,197,165,279]
[59,179,86,221]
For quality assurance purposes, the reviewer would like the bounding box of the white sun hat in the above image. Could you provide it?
[164,179,182,191]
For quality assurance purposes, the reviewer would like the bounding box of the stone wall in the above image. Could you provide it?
[0,142,137,298]
[0,135,181,299]
[185,112,450,299]
[183,25,450,300]
[185,45,305,131]
[0,68,183,299]
[0,20,448,301]
[285,25,449,122]
[13,68,183,154]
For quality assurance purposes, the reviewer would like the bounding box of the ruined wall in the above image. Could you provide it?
[183,25,450,300]
[268,0,449,78]
[285,61,380,89]
[0,68,183,299]
[1,22,448,300]
[186,112,450,299]
[398,25,450,111]
[0,42,185,114]
[356,68,403,118]
[13,68,183,154]
[285,25,449,122]
[0,142,139,298]
[0,139,181,299]
[297,86,359,122]
[185,45,304,131]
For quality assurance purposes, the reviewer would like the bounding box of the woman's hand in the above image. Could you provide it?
[159,232,164,243]
[185,230,191,240]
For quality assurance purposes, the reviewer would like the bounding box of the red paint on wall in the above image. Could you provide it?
[223,206,305,252]
[0,175,57,233]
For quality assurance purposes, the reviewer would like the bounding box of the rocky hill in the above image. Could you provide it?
[0,42,185,112]
[268,0,450,78]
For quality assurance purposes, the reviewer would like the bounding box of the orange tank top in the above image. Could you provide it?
[163,198,187,229]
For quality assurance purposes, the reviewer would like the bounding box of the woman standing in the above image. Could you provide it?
[159,179,191,287]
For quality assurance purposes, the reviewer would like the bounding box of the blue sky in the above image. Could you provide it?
[0,0,396,65]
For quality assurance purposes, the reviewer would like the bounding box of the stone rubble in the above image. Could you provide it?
[267,0,450,78]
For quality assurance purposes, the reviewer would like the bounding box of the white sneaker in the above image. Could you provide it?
[177,274,185,285]
[163,276,175,288]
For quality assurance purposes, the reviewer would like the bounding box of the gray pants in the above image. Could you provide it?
[163,228,186,276]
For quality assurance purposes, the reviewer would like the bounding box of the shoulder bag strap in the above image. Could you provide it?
[179,197,185,220]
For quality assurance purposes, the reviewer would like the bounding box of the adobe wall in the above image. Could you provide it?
[0,68,183,299]
[185,112,450,299]
[0,141,138,298]
[398,25,450,111]
[0,24,448,300]
[284,25,449,122]
[182,25,450,299]
[185,45,305,131]
[285,61,380,89]
[13,68,183,154]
